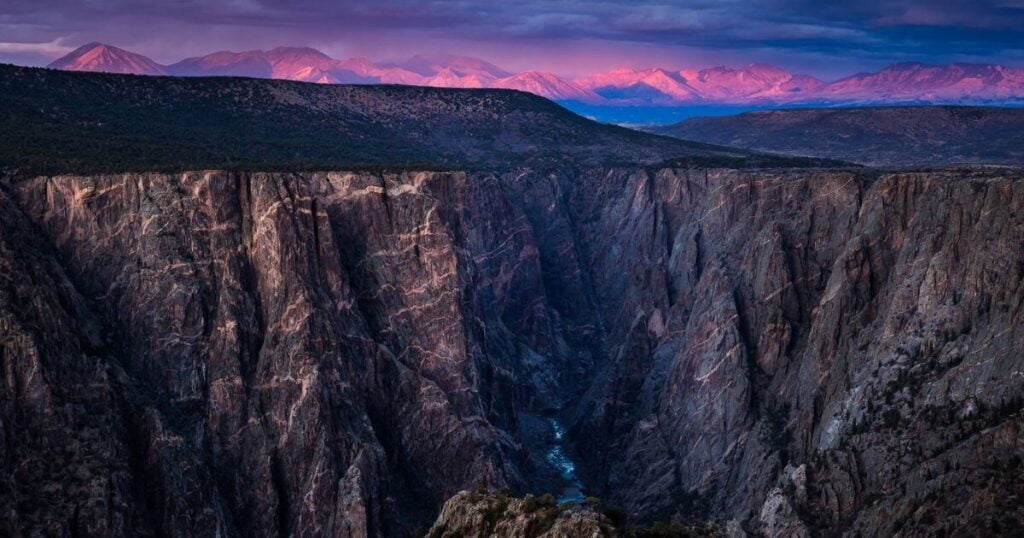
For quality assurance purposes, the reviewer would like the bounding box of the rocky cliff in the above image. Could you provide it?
[1,170,579,536]
[426,491,725,537]
[551,167,1024,536]
[2,166,1023,536]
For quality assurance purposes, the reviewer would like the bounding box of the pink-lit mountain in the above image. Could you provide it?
[166,47,425,84]
[47,42,1024,106]
[821,63,1024,101]
[48,42,168,76]
[493,71,599,101]
[385,54,511,79]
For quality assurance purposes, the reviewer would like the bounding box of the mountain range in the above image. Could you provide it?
[46,42,1024,109]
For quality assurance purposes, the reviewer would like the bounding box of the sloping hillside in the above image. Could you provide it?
[654,106,1024,166]
[0,64,784,175]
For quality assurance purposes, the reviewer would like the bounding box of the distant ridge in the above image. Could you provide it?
[653,105,1024,167]
[46,42,1024,106]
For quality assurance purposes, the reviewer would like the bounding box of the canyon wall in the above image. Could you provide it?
[544,167,1024,535]
[2,167,1022,536]
[1,171,571,536]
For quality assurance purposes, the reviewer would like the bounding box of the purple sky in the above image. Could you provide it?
[2,0,1024,78]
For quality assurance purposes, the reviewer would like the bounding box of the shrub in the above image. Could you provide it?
[603,505,628,527]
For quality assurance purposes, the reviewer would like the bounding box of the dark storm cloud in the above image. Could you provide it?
[1,0,1022,73]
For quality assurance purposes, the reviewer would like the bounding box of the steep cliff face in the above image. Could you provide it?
[1,171,577,536]
[2,166,1023,536]
[546,167,1024,535]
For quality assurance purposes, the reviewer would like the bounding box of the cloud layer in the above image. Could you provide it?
[2,0,1023,77]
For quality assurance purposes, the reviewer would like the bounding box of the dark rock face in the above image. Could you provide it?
[552,168,1024,535]
[2,167,1024,536]
[1,171,571,536]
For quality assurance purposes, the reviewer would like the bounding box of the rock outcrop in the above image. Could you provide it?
[2,165,1023,536]
[425,491,724,538]
[427,492,617,538]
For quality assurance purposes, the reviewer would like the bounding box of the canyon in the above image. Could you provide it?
[4,165,1024,536]
[2,67,1024,537]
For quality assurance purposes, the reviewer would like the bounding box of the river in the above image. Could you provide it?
[546,418,586,504]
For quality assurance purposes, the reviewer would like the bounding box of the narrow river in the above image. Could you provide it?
[546,418,586,504]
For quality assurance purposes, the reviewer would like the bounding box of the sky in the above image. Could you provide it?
[2,0,1024,79]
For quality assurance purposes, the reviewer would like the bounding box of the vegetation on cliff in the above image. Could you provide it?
[426,490,723,538]
[653,105,1024,166]
[0,63,758,175]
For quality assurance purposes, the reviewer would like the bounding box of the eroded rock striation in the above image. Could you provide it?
[1,170,578,536]
[555,167,1024,536]
[2,166,1023,536]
